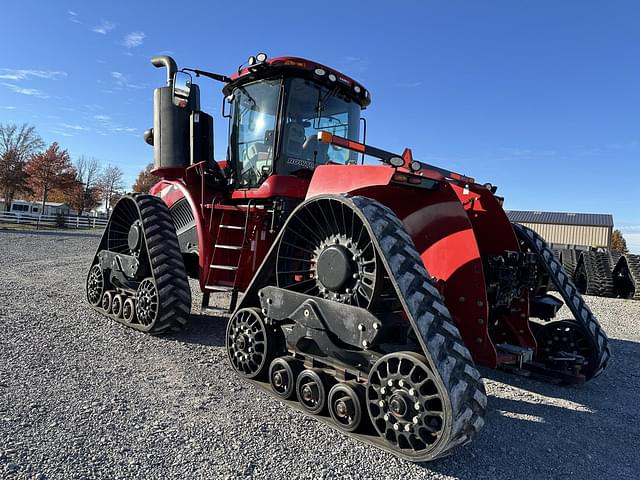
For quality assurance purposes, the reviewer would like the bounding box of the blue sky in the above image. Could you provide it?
[1,1,638,251]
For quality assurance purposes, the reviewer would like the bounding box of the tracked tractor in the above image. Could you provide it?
[86,53,610,462]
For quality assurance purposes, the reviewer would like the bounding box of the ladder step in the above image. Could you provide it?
[215,244,243,250]
[220,224,244,230]
[204,285,236,292]
[210,264,239,271]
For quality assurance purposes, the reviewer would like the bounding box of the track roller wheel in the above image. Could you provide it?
[122,297,136,323]
[101,291,114,313]
[226,308,274,379]
[328,382,364,432]
[111,294,124,318]
[296,369,331,415]
[86,264,105,306]
[269,357,301,399]
[534,320,598,379]
[367,352,449,459]
[135,278,159,327]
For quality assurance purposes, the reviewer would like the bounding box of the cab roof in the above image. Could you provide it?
[223,56,371,108]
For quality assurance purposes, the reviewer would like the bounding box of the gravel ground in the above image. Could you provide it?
[1,228,639,480]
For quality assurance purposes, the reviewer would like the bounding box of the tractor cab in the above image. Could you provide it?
[223,59,369,191]
[149,54,370,199]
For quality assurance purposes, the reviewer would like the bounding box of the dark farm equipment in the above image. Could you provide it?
[86,54,611,461]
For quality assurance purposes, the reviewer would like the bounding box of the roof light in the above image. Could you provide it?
[248,56,256,66]
[328,73,337,82]
[256,52,268,63]
[409,161,421,172]
[314,68,326,76]
[389,157,405,167]
[354,85,361,93]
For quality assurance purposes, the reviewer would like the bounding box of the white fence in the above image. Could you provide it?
[0,211,108,229]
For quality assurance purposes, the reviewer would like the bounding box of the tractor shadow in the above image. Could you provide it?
[166,312,228,347]
[423,337,640,479]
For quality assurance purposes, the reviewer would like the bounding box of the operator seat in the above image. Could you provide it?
[284,121,306,158]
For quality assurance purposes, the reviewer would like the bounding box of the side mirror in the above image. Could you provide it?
[172,71,192,108]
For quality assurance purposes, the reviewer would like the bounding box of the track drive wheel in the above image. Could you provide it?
[226,308,275,379]
[367,352,449,460]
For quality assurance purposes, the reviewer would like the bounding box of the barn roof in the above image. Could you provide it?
[506,210,614,227]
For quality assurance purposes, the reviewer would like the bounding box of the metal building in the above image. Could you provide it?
[506,210,614,249]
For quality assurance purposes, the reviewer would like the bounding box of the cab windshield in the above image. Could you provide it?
[229,79,281,188]
[280,78,361,175]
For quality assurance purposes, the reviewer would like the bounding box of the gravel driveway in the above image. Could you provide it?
[1,229,638,479]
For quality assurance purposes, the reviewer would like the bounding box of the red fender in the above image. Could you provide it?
[151,179,211,290]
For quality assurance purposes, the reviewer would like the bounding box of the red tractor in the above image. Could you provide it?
[86,53,610,461]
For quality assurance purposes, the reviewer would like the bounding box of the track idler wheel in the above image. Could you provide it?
[534,320,598,379]
[122,297,136,323]
[296,369,331,415]
[101,291,114,313]
[268,357,301,399]
[226,308,274,379]
[328,382,364,432]
[135,278,159,326]
[86,264,105,306]
[367,352,449,459]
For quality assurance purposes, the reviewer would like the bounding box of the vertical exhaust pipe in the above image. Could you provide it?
[151,55,177,87]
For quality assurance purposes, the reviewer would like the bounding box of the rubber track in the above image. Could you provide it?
[560,248,578,278]
[626,253,640,300]
[578,251,615,298]
[88,195,192,334]
[352,196,487,458]
[135,195,192,333]
[512,224,610,379]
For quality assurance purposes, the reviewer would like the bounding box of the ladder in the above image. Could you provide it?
[201,201,253,314]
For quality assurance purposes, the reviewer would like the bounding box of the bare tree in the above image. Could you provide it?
[99,165,125,215]
[0,123,44,210]
[70,156,102,215]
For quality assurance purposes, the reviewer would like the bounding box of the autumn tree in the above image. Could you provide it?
[0,123,44,210]
[69,155,102,215]
[132,163,159,193]
[611,229,628,254]
[25,142,76,213]
[99,165,125,215]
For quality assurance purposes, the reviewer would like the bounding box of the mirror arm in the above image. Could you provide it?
[183,68,230,83]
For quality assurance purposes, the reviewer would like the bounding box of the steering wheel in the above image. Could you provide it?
[240,141,264,183]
